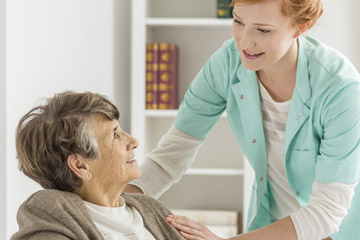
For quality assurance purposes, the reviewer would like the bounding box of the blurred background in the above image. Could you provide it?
[0,0,359,239]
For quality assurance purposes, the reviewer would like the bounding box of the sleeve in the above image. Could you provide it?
[174,44,229,139]
[290,181,358,240]
[316,81,360,183]
[131,44,232,198]
[130,125,204,198]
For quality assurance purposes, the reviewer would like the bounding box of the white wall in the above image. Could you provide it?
[5,0,131,238]
[352,0,360,70]
[114,0,131,131]
[0,0,6,239]
[309,0,360,70]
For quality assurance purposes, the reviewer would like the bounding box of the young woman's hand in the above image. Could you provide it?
[166,215,226,240]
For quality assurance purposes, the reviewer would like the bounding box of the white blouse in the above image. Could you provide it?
[84,197,155,240]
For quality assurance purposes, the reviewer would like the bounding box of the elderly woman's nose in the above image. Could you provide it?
[131,136,139,149]
[126,133,139,151]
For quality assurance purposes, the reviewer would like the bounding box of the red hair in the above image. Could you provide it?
[230,0,323,29]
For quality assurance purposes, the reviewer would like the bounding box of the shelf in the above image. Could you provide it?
[133,0,251,232]
[145,110,227,118]
[185,168,244,176]
[146,18,233,27]
[145,109,178,117]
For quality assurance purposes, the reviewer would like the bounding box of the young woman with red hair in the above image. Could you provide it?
[126,0,360,239]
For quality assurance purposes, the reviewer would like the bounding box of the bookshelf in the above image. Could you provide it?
[131,0,255,234]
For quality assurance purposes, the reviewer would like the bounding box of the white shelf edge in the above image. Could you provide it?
[145,109,178,117]
[145,110,227,118]
[146,18,233,27]
[185,168,244,176]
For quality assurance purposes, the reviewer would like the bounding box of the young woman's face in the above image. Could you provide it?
[232,0,299,71]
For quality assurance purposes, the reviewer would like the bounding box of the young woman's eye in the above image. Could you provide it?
[234,19,244,25]
[258,28,270,34]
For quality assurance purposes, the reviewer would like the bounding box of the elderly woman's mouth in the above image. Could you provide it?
[126,159,136,164]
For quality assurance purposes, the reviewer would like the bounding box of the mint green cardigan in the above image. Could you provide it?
[175,36,360,239]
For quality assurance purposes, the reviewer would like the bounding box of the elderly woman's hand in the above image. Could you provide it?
[166,215,226,240]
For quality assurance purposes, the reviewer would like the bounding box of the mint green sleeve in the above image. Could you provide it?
[316,81,360,183]
[174,46,229,139]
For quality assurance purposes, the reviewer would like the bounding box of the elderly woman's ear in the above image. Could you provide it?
[67,154,93,181]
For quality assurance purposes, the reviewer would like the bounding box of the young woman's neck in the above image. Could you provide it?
[257,38,299,85]
[256,38,299,102]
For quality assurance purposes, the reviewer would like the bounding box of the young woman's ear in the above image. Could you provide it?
[294,21,311,38]
[67,154,93,181]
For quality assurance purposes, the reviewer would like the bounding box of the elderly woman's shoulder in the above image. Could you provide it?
[20,189,82,210]
[122,192,162,204]
[20,190,172,215]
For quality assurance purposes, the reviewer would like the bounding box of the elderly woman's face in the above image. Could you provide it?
[89,115,141,188]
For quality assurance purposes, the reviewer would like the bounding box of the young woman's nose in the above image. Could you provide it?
[239,29,256,50]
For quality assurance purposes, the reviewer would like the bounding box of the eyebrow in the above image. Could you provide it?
[232,11,276,27]
[113,126,118,133]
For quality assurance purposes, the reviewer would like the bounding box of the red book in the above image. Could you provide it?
[158,43,177,109]
[145,43,159,109]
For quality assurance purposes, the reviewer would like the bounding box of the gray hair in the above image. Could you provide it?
[16,91,119,192]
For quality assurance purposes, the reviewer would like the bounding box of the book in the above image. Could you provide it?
[217,0,233,18]
[146,43,159,109]
[171,209,239,225]
[158,43,178,109]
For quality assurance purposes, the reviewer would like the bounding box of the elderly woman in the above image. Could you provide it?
[11,91,184,240]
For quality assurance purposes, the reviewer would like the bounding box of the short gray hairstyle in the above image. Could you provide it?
[16,91,119,192]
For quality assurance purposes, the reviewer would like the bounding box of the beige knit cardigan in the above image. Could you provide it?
[11,189,184,240]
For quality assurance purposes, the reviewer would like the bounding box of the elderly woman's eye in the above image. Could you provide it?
[114,132,119,139]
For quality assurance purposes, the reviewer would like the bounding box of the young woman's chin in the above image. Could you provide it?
[240,55,265,71]
[241,61,263,71]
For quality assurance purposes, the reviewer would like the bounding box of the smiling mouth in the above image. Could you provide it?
[243,50,265,59]
[126,158,136,164]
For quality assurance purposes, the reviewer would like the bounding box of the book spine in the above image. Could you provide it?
[171,209,238,225]
[145,43,159,109]
[158,43,177,109]
[217,0,233,18]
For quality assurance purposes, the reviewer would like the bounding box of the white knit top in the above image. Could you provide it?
[84,197,155,240]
